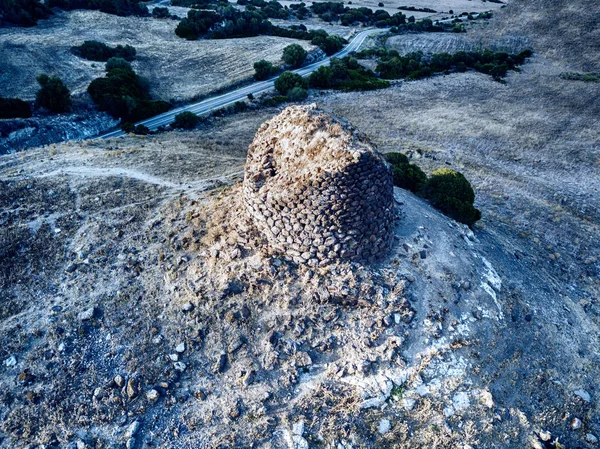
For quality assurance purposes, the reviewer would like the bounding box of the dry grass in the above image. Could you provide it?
[0,10,314,103]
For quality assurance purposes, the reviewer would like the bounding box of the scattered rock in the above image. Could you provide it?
[182,302,194,312]
[401,397,416,411]
[194,389,207,401]
[173,362,187,372]
[242,369,256,387]
[114,374,125,388]
[169,353,179,362]
[78,307,96,321]
[124,421,140,439]
[146,389,159,402]
[214,352,228,373]
[574,389,591,403]
[378,419,391,435]
[570,417,582,430]
[126,378,138,398]
[538,430,551,442]
[175,342,185,353]
[3,355,17,367]
[295,351,312,368]
[452,391,470,412]
[586,433,598,444]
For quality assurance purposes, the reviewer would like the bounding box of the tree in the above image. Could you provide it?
[36,74,71,113]
[254,59,276,80]
[309,66,333,88]
[172,111,200,129]
[274,71,307,95]
[282,44,307,68]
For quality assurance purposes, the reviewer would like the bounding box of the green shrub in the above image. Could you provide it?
[424,168,481,226]
[282,44,307,68]
[261,95,289,107]
[391,163,427,193]
[286,87,308,101]
[254,59,277,80]
[309,66,333,88]
[384,152,426,193]
[105,57,132,72]
[36,74,71,113]
[72,40,136,62]
[0,98,32,119]
[384,152,409,166]
[172,111,200,129]
[152,6,170,18]
[274,71,307,95]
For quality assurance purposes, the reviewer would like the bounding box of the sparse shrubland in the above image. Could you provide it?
[0,98,32,119]
[309,57,390,91]
[35,74,71,113]
[71,40,136,62]
[385,152,480,226]
[87,59,170,123]
[309,29,344,55]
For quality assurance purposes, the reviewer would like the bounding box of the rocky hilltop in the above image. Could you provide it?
[243,105,395,266]
[0,106,599,449]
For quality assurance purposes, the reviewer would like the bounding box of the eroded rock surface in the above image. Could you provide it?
[243,105,395,266]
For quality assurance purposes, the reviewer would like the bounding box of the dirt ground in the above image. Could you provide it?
[1,99,599,448]
[1,0,600,447]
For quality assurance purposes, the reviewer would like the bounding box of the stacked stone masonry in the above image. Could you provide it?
[243,104,396,266]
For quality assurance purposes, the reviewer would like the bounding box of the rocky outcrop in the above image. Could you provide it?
[243,105,395,266]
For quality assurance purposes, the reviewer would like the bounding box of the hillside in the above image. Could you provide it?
[488,0,600,71]
[1,0,600,447]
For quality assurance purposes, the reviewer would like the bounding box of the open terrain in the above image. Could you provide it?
[1,0,599,447]
[0,10,315,103]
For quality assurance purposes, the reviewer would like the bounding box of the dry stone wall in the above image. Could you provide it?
[243,104,396,266]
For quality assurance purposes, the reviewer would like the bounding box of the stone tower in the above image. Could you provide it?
[243,105,395,266]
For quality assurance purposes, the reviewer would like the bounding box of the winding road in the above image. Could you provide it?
[97,28,384,138]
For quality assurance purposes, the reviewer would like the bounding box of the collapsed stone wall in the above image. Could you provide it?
[243,104,396,266]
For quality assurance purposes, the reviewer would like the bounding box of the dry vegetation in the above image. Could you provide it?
[1,0,600,447]
[0,10,314,103]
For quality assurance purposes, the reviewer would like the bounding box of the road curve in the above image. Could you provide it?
[96,28,385,139]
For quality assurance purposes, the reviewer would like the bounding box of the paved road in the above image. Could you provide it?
[97,28,384,138]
